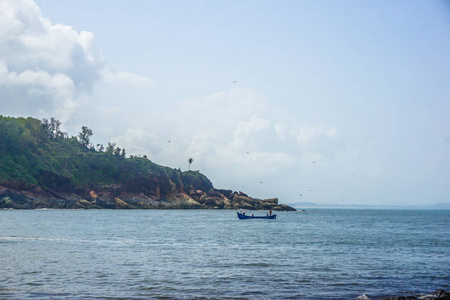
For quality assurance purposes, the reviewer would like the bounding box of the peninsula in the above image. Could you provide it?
[0,116,295,211]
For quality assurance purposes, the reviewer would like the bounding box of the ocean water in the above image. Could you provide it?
[0,209,448,299]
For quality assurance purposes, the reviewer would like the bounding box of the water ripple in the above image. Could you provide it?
[0,209,448,299]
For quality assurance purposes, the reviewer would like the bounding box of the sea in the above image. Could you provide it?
[0,209,448,300]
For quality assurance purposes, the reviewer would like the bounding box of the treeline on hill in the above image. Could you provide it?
[0,116,212,196]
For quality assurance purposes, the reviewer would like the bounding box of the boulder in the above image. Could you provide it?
[279,204,297,211]
[208,189,224,198]
[239,201,254,210]
[263,198,278,205]
[223,199,232,209]
[419,290,450,300]
[215,189,233,197]
[383,297,417,300]
[115,197,130,208]
[89,190,99,200]
[204,197,217,206]
[0,186,26,203]
[76,199,92,208]
[238,191,248,197]
[185,198,201,208]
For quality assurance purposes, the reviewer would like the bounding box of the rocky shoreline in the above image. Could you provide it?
[357,289,450,300]
[0,184,296,211]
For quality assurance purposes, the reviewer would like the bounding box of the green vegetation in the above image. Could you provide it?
[0,116,196,193]
[181,170,213,193]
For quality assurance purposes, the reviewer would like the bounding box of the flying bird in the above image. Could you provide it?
[312,161,316,163]
[260,181,263,184]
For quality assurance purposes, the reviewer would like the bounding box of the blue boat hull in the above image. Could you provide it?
[237,212,276,219]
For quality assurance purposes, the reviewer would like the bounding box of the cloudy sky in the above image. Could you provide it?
[1,0,449,206]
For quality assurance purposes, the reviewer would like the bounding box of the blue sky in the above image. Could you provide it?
[1,0,449,205]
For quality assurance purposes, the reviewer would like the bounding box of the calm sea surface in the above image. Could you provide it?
[0,209,448,299]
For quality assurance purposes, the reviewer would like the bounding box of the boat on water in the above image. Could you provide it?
[237,212,276,220]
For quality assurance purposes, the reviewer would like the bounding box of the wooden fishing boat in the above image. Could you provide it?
[237,212,276,219]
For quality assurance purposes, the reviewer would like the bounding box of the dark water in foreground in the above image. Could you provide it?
[0,209,448,299]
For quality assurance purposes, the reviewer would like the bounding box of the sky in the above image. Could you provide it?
[1,0,449,206]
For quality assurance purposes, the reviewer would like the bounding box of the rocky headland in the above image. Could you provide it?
[0,184,296,211]
[0,116,296,211]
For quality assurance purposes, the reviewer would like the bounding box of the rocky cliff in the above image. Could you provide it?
[0,184,296,211]
[0,116,296,211]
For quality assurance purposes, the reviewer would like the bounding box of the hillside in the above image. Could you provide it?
[0,116,295,211]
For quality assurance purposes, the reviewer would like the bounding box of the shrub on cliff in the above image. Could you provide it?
[181,170,213,193]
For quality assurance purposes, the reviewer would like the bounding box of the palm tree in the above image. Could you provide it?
[188,158,193,171]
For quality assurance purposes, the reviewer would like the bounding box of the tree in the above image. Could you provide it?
[188,158,193,171]
[106,142,116,154]
[121,148,126,158]
[114,147,121,156]
[42,117,62,139]
[78,126,93,147]
[49,117,62,138]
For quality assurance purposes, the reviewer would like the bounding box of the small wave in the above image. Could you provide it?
[241,262,271,267]
[25,282,44,287]
[0,236,141,247]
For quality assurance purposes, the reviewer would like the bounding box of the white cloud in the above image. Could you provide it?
[230,115,271,150]
[293,124,343,161]
[296,124,339,146]
[0,0,153,122]
[274,123,289,139]
[103,69,156,88]
[100,87,341,194]
[113,128,161,160]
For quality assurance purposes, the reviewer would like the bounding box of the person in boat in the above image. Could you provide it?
[269,210,272,216]
[252,213,254,217]
[243,212,245,215]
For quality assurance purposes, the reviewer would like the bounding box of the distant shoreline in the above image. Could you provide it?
[290,201,450,210]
